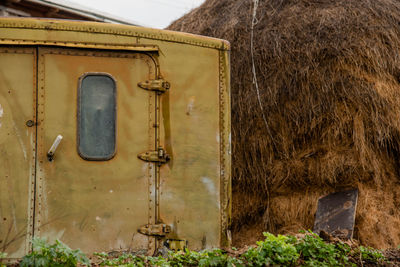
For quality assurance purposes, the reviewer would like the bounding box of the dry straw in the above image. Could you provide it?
[168,0,400,248]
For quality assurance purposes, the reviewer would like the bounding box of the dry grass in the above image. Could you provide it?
[168,0,400,248]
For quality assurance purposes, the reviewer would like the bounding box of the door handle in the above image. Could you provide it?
[47,135,63,161]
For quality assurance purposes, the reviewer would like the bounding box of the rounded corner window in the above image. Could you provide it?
[77,73,116,161]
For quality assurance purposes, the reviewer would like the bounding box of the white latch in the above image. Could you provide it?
[47,135,63,161]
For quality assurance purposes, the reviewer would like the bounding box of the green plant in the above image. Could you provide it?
[0,252,7,267]
[94,252,146,267]
[164,248,243,267]
[358,246,386,264]
[20,238,90,267]
[94,249,242,267]
[242,232,299,266]
[294,231,356,267]
[16,232,391,267]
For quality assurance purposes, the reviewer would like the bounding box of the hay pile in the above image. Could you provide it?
[168,0,400,249]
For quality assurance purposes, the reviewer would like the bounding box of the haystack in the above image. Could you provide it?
[168,0,400,249]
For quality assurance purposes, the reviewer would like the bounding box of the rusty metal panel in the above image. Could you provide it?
[0,47,36,259]
[35,47,156,254]
[313,189,358,239]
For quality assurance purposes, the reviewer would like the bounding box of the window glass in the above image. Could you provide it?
[78,74,116,160]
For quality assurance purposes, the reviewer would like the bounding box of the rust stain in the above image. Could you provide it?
[162,91,173,168]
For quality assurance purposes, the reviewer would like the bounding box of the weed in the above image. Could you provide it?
[94,252,146,267]
[242,233,299,266]
[0,252,7,267]
[294,232,354,267]
[20,238,90,267]
[95,248,242,267]
[167,248,243,267]
[358,246,386,264]
[241,232,364,267]
[15,232,391,267]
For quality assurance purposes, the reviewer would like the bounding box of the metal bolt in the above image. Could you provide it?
[26,120,34,127]
[163,82,170,90]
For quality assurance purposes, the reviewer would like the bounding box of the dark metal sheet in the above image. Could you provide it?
[313,189,358,239]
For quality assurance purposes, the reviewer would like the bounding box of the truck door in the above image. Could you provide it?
[34,47,157,254]
[0,47,36,260]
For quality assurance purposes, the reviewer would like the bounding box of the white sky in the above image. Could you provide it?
[65,0,205,29]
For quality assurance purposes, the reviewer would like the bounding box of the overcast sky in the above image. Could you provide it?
[65,0,205,29]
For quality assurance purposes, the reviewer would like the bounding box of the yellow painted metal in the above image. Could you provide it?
[157,44,231,250]
[0,47,36,259]
[0,17,231,255]
[0,18,229,51]
[35,47,156,254]
[0,39,159,52]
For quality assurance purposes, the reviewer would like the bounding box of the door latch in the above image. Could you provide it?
[138,147,170,165]
[47,135,63,161]
[138,79,170,94]
[138,224,171,237]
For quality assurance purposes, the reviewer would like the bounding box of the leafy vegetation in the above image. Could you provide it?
[161,248,242,267]
[20,238,90,267]
[0,252,7,267]
[16,232,390,266]
[242,233,299,266]
[95,252,146,266]
[293,232,353,266]
[358,246,386,264]
[95,248,243,267]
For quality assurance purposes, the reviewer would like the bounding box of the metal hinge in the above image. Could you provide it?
[138,147,170,164]
[138,79,170,94]
[138,224,171,237]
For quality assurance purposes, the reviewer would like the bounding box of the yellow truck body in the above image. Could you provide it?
[0,18,231,260]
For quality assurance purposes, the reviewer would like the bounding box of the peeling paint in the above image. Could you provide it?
[44,229,66,242]
[41,179,49,220]
[26,147,35,251]
[0,103,3,128]
[141,163,148,176]
[12,120,27,160]
[130,233,148,250]
[228,133,232,155]
[11,203,18,237]
[186,96,195,115]
[201,177,216,196]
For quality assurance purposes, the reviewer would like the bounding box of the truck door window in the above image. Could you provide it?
[78,73,116,160]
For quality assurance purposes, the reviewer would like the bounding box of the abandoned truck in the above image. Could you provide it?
[0,17,231,261]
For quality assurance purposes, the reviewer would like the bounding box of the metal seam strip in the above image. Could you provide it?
[219,50,230,247]
[0,21,229,51]
[219,50,226,245]
[0,39,159,52]
[26,46,37,253]
[35,49,45,237]
[146,57,156,254]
